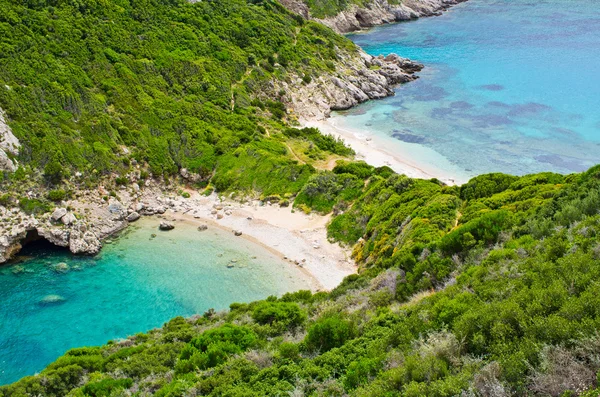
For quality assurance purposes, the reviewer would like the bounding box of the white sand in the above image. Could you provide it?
[163,192,356,292]
[305,118,470,185]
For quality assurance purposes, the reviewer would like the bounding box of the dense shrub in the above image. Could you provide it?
[305,315,356,352]
[251,301,306,327]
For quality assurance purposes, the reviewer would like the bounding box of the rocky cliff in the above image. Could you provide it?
[282,0,468,34]
[0,108,20,172]
[278,51,423,121]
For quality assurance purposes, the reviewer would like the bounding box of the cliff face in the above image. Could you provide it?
[282,0,468,34]
[278,51,423,121]
[0,108,20,172]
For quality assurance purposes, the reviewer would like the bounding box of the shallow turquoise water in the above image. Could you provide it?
[339,0,600,179]
[0,218,312,385]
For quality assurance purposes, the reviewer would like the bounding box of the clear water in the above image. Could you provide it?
[337,0,600,180]
[0,218,312,385]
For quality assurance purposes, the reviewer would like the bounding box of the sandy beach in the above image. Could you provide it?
[157,191,356,291]
[305,117,470,185]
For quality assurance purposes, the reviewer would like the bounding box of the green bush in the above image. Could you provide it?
[251,301,306,327]
[305,315,355,352]
[47,190,67,202]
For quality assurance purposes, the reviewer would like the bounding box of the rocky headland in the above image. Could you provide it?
[281,0,468,34]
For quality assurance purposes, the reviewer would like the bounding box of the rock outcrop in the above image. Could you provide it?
[271,0,468,121]
[283,0,468,34]
[0,107,20,172]
[282,52,423,121]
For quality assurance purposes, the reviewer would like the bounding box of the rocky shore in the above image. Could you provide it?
[0,178,354,289]
[282,52,423,121]
[281,0,469,34]
[0,0,470,274]
[277,0,468,121]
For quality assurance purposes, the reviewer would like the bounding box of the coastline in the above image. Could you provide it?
[304,117,470,185]
[162,192,356,291]
[0,0,472,293]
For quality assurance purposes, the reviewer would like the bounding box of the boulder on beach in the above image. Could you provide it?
[126,211,140,222]
[61,212,77,225]
[233,230,242,236]
[159,221,174,231]
[51,208,67,222]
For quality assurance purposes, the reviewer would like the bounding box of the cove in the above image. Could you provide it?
[336,0,600,181]
[0,218,313,385]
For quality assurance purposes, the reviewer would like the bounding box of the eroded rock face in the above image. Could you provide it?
[0,108,20,172]
[69,226,101,255]
[284,51,423,121]
[285,0,468,34]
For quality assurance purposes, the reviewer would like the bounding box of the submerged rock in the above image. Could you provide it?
[39,294,66,304]
[159,221,174,231]
[11,265,25,275]
[197,224,208,231]
[53,262,69,273]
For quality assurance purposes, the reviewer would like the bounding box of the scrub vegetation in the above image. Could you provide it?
[2,0,600,396]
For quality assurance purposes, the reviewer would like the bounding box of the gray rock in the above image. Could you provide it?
[126,212,140,222]
[61,212,77,226]
[197,224,208,231]
[51,208,68,222]
[233,230,243,236]
[159,221,174,231]
[69,228,102,255]
[108,201,126,219]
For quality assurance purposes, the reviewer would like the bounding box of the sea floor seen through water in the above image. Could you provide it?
[336,0,600,180]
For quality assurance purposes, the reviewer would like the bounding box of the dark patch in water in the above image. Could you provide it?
[487,101,512,109]
[450,101,474,110]
[411,85,448,101]
[507,102,552,117]
[391,130,427,144]
[431,107,455,119]
[535,154,587,172]
[472,114,514,128]
[550,127,579,140]
[479,84,504,91]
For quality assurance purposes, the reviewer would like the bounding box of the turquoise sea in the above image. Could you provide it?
[0,218,312,385]
[336,0,600,180]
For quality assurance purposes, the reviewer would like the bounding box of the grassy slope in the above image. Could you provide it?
[3,165,600,396]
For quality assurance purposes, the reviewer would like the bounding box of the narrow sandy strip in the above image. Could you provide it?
[305,118,466,185]
[160,191,356,291]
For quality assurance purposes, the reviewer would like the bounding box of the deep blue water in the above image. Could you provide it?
[0,218,311,385]
[337,0,600,179]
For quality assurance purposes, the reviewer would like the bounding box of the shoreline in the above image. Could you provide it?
[0,186,356,292]
[304,117,470,186]
[163,191,356,291]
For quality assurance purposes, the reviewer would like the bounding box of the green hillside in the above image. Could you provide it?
[3,165,600,396]
[2,0,600,396]
[0,0,355,195]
